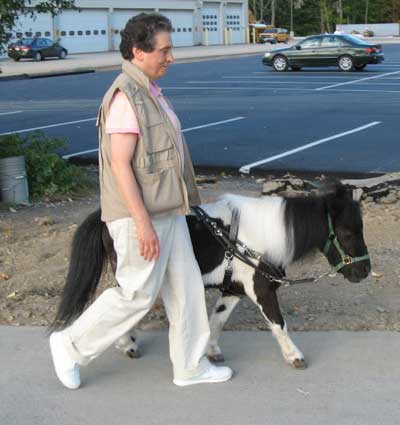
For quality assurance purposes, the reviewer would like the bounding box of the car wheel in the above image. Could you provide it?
[355,64,367,71]
[291,66,302,71]
[34,52,43,62]
[13,57,21,62]
[272,55,289,72]
[338,55,354,72]
[59,49,67,59]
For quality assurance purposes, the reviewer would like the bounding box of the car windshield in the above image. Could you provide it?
[341,34,366,45]
[15,38,34,46]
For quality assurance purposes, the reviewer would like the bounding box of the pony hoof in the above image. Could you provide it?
[292,358,307,369]
[126,349,141,359]
[207,354,225,363]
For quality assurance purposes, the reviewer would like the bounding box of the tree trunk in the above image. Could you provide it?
[320,0,325,33]
[338,0,343,24]
[267,0,274,26]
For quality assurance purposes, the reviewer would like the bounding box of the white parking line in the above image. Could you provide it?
[0,111,23,116]
[226,75,366,79]
[316,70,400,90]
[62,117,246,159]
[239,121,381,174]
[0,118,97,136]
[188,80,371,85]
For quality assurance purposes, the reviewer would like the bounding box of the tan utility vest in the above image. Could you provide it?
[97,60,201,222]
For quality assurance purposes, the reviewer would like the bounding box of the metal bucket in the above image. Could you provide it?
[0,155,30,204]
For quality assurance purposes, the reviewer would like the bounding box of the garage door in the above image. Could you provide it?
[225,5,244,44]
[161,10,194,47]
[2,12,53,58]
[111,10,149,51]
[202,3,220,45]
[57,10,108,54]
[12,13,53,40]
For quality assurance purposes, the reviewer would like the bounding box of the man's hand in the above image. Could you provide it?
[136,219,160,261]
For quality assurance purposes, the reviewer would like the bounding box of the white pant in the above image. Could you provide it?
[61,215,211,380]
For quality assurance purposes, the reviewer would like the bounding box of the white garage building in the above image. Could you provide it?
[4,0,248,56]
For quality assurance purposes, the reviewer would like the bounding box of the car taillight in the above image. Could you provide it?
[365,47,377,54]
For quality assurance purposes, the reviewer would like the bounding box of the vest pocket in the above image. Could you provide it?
[134,166,184,215]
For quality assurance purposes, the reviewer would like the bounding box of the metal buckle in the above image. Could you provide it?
[343,256,353,265]
[225,251,234,261]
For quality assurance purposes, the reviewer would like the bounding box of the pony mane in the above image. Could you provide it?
[205,194,294,268]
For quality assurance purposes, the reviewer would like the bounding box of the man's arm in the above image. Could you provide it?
[109,133,160,261]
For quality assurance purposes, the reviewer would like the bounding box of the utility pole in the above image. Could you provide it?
[365,0,369,25]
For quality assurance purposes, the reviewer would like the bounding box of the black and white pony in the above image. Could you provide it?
[52,185,370,369]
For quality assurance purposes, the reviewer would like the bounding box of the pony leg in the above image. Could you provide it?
[250,279,306,369]
[114,329,141,359]
[207,293,241,363]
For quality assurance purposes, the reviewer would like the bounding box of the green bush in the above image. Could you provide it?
[0,132,93,199]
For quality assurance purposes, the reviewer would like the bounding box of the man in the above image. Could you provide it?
[49,13,233,389]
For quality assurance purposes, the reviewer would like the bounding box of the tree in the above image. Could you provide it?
[0,0,76,53]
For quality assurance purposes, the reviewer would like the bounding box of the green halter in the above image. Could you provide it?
[323,214,370,273]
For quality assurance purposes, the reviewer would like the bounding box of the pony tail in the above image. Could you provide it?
[49,209,109,332]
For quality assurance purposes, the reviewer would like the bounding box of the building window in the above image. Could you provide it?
[183,28,186,32]
[25,31,33,37]
[177,28,181,32]
[101,30,106,35]
[69,31,75,36]
[60,31,66,36]
[35,32,41,37]
[114,29,119,34]
[78,31,83,36]
[94,30,99,35]
[188,28,192,32]
[86,30,91,35]
[45,31,51,36]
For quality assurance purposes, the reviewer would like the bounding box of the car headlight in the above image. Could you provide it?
[264,52,271,58]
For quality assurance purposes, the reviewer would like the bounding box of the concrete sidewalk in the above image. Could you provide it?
[0,43,275,79]
[1,327,399,425]
[1,37,399,79]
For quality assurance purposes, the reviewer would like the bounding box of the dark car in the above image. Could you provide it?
[7,37,68,62]
[262,34,384,72]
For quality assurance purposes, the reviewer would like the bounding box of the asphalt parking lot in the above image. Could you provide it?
[1,44,399,175]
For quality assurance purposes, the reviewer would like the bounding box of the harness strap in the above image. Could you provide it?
[191,206,310,287]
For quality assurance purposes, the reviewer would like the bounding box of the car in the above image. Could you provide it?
[7,37,68,62]
[262,34,384,72]
[259,28,289,44]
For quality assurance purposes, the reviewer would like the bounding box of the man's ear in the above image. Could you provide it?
[132,47,144,61]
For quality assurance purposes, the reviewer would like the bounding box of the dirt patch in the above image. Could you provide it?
[1,173,399,331]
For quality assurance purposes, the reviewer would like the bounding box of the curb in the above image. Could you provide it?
[0,68,95,81]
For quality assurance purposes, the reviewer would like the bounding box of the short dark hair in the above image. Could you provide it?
[120,13,172,60]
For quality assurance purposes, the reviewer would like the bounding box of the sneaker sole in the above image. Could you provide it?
[173,371,233,387]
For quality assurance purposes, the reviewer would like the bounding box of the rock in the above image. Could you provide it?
[376,307,386,314]
[255,178,266,184]
[35,216,56,226]
[0,272,11,281]
[262,181,285,195]
[381,193,398,204]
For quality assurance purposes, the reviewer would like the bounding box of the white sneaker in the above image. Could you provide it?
[49,332,81,390]
[173,363,233,387]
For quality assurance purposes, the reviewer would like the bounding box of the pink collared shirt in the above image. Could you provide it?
[105,83,184,167]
